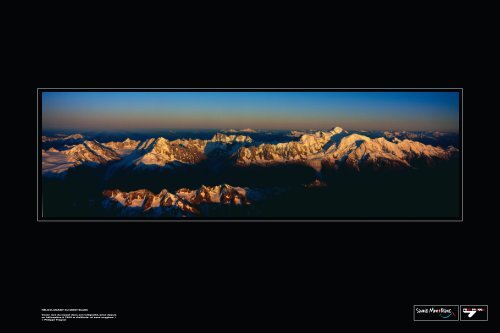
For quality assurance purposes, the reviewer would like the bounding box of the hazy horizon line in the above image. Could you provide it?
[42,127,459,133]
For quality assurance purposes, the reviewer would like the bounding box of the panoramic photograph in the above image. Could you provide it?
[39,90,461,220]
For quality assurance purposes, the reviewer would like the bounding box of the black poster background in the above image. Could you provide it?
[23,27,493,331]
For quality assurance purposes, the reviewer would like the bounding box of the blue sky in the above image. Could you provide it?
[42,91,460,131]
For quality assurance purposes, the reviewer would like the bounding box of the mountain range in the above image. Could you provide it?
[41,127,458,176]
[103,184,260,217]
[41,127,460,218]
[42,133,84,143]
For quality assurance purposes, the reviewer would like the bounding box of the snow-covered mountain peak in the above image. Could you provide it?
[329,126,344,134]
[63,140,121,162]
[211,133,253,143]
[42,139,121,176]
[65,134,84,140]
[103,138,141,153]
[150,137,172,154]
[240,128,257,133]
[338,133,372,146]
[133,136,205,167]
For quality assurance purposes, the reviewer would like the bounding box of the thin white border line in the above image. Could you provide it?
[38,88,464,90]
[413,305,460,322]
[37,88,463,222]
[37,91,38,220]
[39,219,459,223]
[461,89,464,221]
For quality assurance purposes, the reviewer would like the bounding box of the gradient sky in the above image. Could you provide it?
[42,91,460,132]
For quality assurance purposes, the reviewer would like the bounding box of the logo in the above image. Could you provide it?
[463,309,476,318]
[414,305,459,321]
[460,305,488,321]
